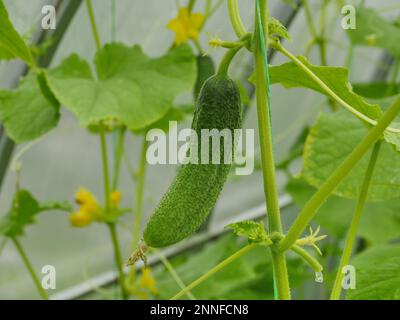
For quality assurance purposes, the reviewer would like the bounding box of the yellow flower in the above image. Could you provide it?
[75,187,97,206]
[69,209,93,227]
[139,267,158,295]
[167,8,204,45]
[110,190,122,207]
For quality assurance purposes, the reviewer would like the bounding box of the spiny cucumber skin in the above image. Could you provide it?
[144,75,242,248]
[194,55,215,100]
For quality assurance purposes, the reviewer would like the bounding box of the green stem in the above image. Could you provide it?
[100,126,111,212]
[108,223,129,300]
[112,127,126,191]
[276,43,400,134]
[132,137,149,248]
[188,0,196,12]
[302,0,318,38]
[12,237,48,300]
[227,0,247,38]
[255,0,290,300]
[155,249,196,300]
[330,141,382,300]
[170,244,257,300]
[85,0,101,50]
[291,245,323,273]
[217,46,242,76]
[279,97,400,252]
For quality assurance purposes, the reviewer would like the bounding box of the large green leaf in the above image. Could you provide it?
[0,71,60,143]
[303,111,400,201]
[347,245,400,300]
[45,43,196,131]
[0,0,33,65]
[287,178,400,244]
[268,56,382,121]
[0,190,70,237]
[347,7,400,58]
[352,82,400,99]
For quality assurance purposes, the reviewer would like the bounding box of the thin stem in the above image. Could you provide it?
[227,0,247,38]
[188,0,196,12]
[302,0,318,38]
[100,126,111,212]
[12,238,48,300]
[108,223,129,300]
[255,0,290,300]
[112,127,126,191]
[132,137,149,248]
[217,46,242,76]
[330,141,382,300]
[276,43,400,134]
[155,249,196,300]
[291,245,323,273]
[85,0,101,50]
[170,244,258,300]
[279,97,400,252]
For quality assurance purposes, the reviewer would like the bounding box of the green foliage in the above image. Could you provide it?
[347,7,400,58]
[45,43,196,131]
[303,111,400,201]
[0,0,34,65]
[347,244,400,300]
[0,71,60,143]
[268,56,382,121]
[352,82,400,99]
[226,220,272,245]
[287,178,400,244]
[155,235,308,299]
[143,75,242,248]
[0,190,71,237]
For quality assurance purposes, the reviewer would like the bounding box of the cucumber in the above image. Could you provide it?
[143,74,242,248]
[194,55,215,100]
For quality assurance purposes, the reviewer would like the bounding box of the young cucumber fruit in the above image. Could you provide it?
[194,55,215,100]
[143,74,242,248]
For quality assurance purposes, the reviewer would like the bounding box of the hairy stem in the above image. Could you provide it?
[12,238,48,300]
[112,127,126,191]
[279,97,400,252]
[330,141,382,300]
[291,245,323,273]
[85,0,101,49]
[170,244,257,300]
[255,0,290,300]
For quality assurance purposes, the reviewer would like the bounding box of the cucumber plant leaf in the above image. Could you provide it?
[287,178,400,244]
[45,43,196,131]
[267,56,382,121]
[0,0,34,65]
[352,82,400,99]
[226,220,272,245]
[0,71,60,143]
[347,244,400,300]
[0,190,71,237]
[302,111,400,201]
[347,7,400,59]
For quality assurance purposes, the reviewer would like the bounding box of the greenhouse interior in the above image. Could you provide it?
[0,0,400,302]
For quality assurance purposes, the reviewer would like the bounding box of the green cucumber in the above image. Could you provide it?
[143,74,242,248]
[194,55,215,100]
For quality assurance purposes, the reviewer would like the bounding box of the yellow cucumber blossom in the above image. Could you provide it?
[69,187,101,227]
[139,266,158,295]
[110,190,122,207]
[69,209,93,227]
[167,7,204,45]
